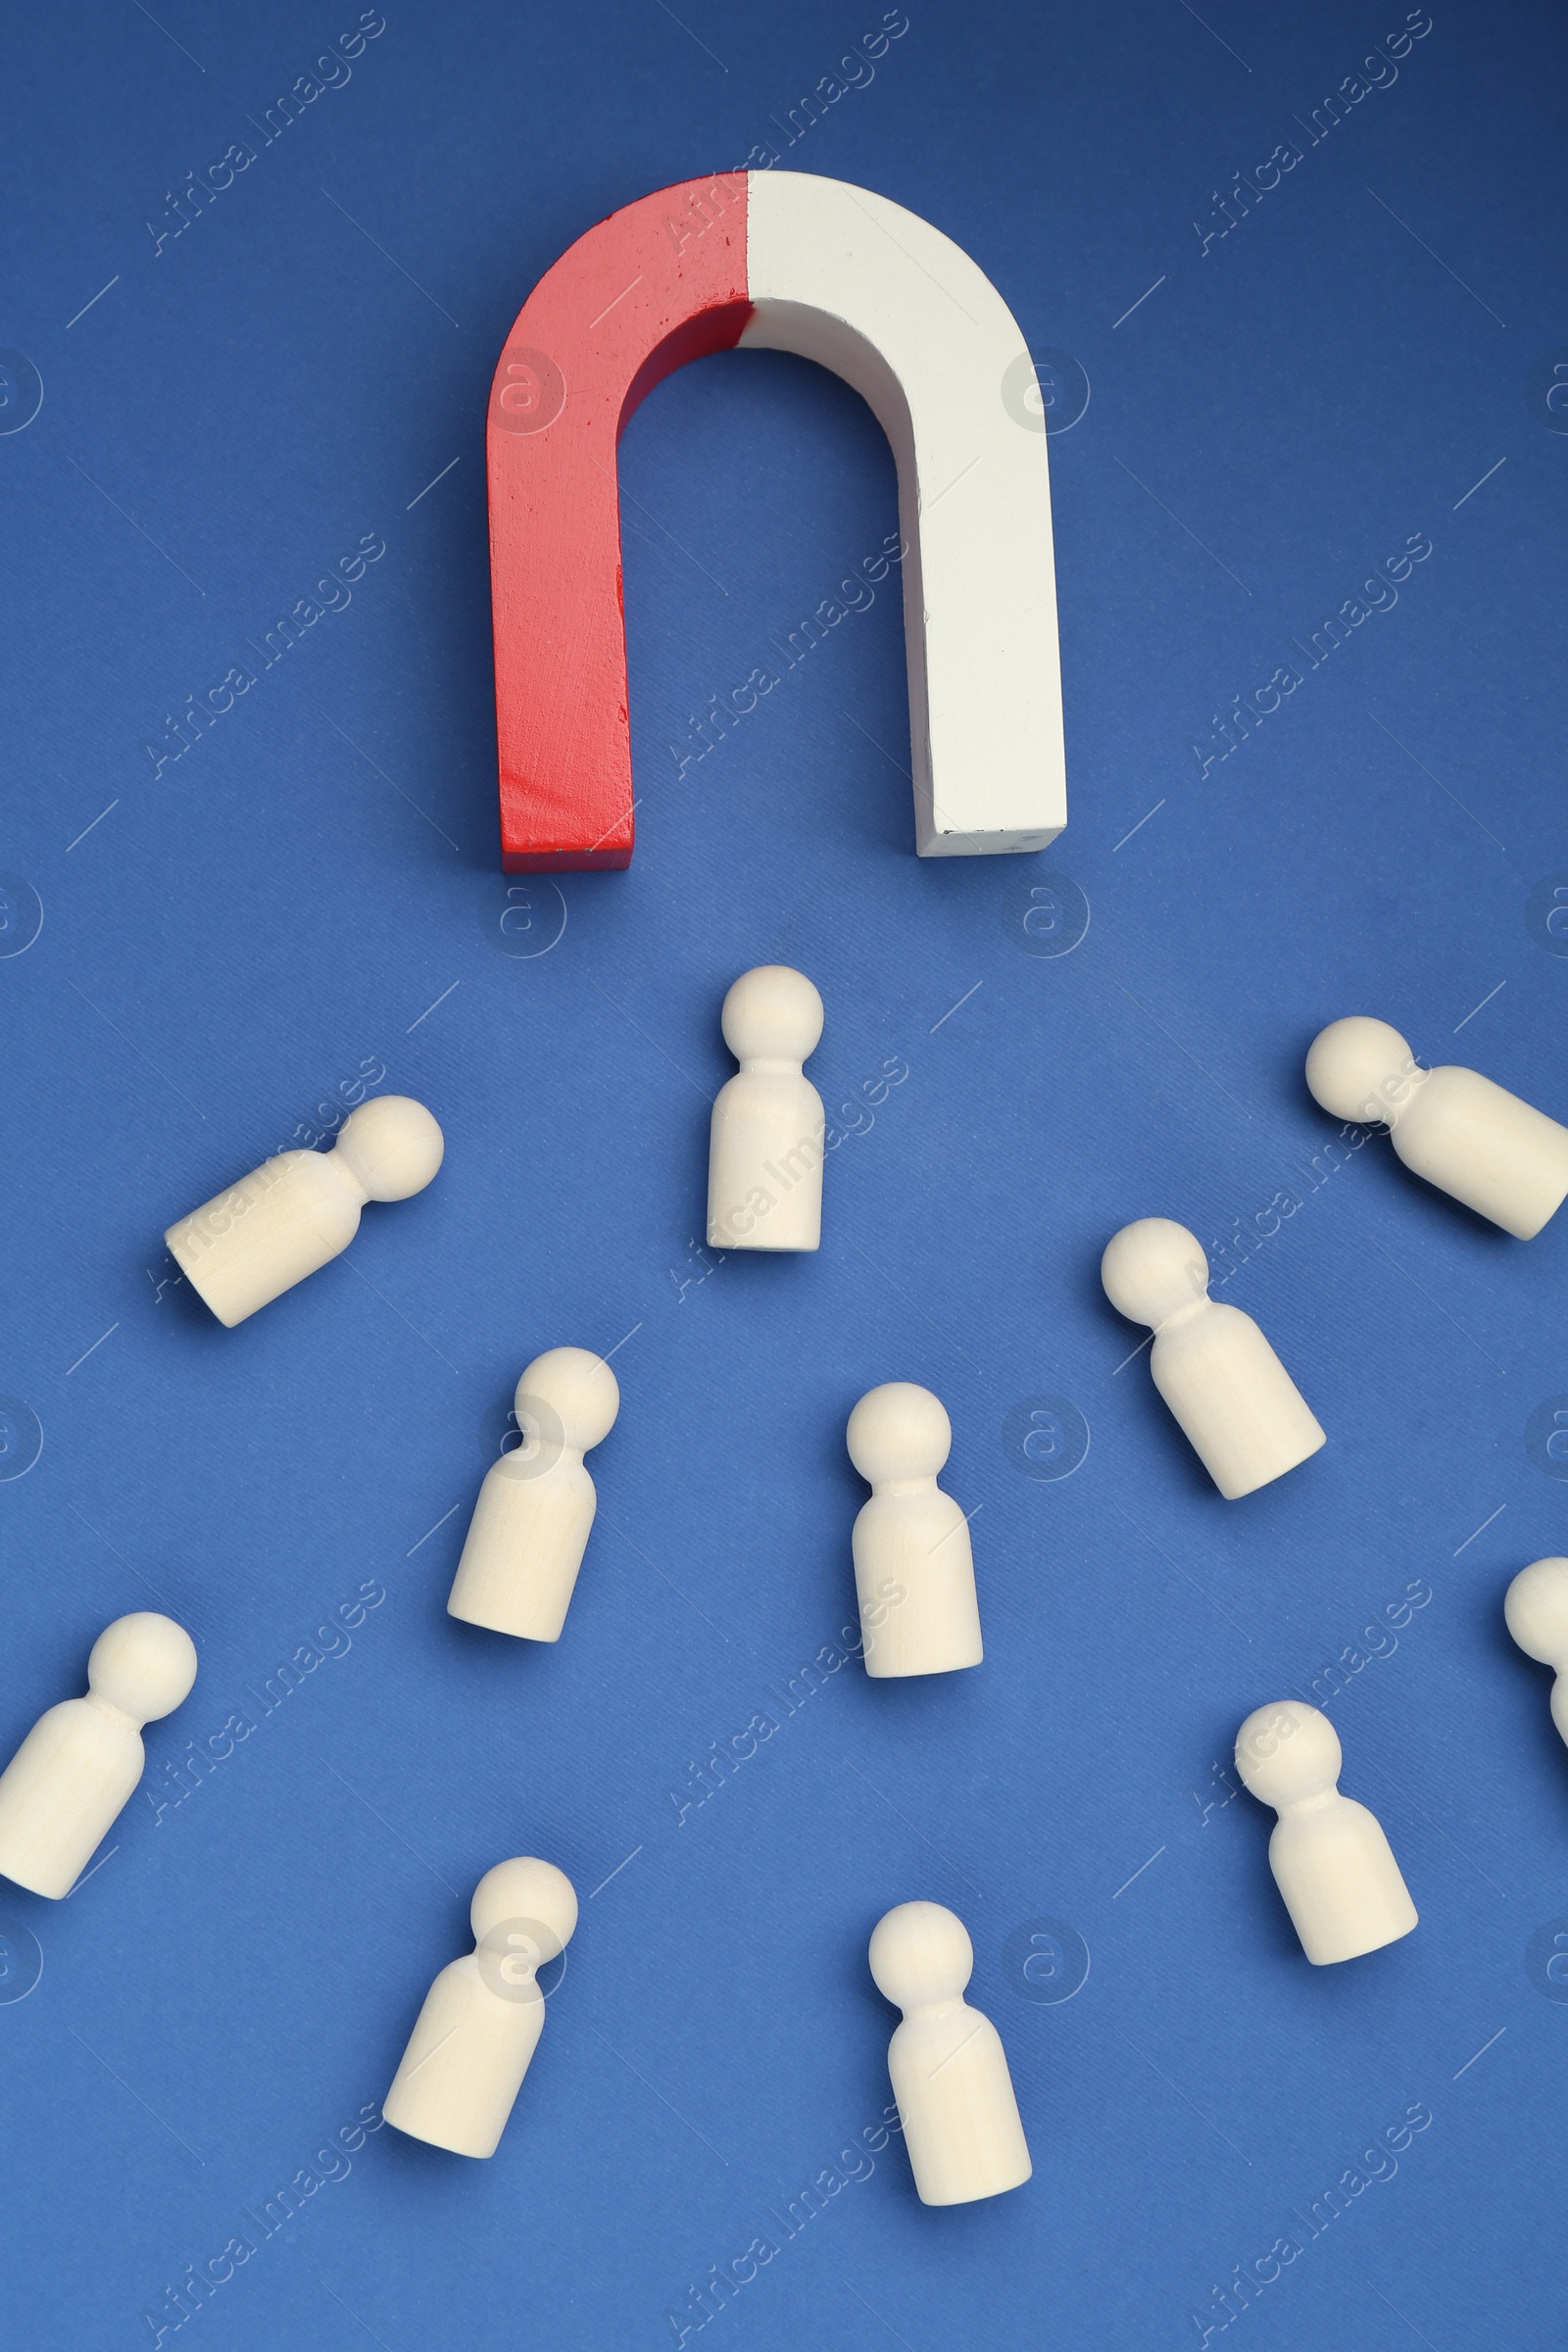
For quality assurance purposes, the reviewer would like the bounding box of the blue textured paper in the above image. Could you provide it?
[0,4,1563,2345]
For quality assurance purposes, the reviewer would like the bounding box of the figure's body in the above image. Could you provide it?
[1306,1015,1568,1239]
[1102,1218,1324,1498]
[707,966,825,1252]
[448,1349,620,1641]
[848,1383,981,1676]
[0,1614,198,1898]
[1504,1556,1568,1746]
[1235,1700,1416,1964]
[167,1094,445,1325]
[383,1857,578,2158]
[869,1900,1031,2204]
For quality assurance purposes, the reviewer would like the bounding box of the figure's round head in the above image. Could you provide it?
[720,965,823,1064]
[335,1096,445,1201]
[1304,1017,1417,1125]
[1505,1557,1568,1666]
[868,1900,973,2009]
[1234,1699,1341,1808]
[847,1383,951,1485]
[1101,1218,1209,1327]
[471,1856,578,1964]
[515,1347,619,1456]
[87,1613,198,1722]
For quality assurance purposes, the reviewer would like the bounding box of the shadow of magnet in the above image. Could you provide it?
[487,171,1067,871]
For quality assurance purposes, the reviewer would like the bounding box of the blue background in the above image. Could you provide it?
[0,2,1564,2345]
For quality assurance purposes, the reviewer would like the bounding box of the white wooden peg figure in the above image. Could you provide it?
[447,1348,620,1642]
[167,1095,445,1326]
[1102,1217,1325,1498]
[707,965,825,1252]
[382,1857,578,2158]
[847,1384,982,1676]
[1235,1700,1417,1964]
[1504,1557,1568,1745]
[1306,1015,1568,1239]
[869,1900,1031,2204]
[0,1613,198,1898]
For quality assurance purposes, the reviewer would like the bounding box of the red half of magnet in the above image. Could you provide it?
[487,173,752,871]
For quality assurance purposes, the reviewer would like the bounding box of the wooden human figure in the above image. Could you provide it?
[1306,1015,1568,1239]
[447,1349,619,1642]
[847,1383,982,1676]
[1102,1217,1324,1498]
[707,966,825,1252]
[1505,1556,1568,1744]
[0,1614,198,1897]
[1234,1700,1417,1964]
[167,1095,445,1325]
[382,1857,578,2158]
[869,1899,1031,2204]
